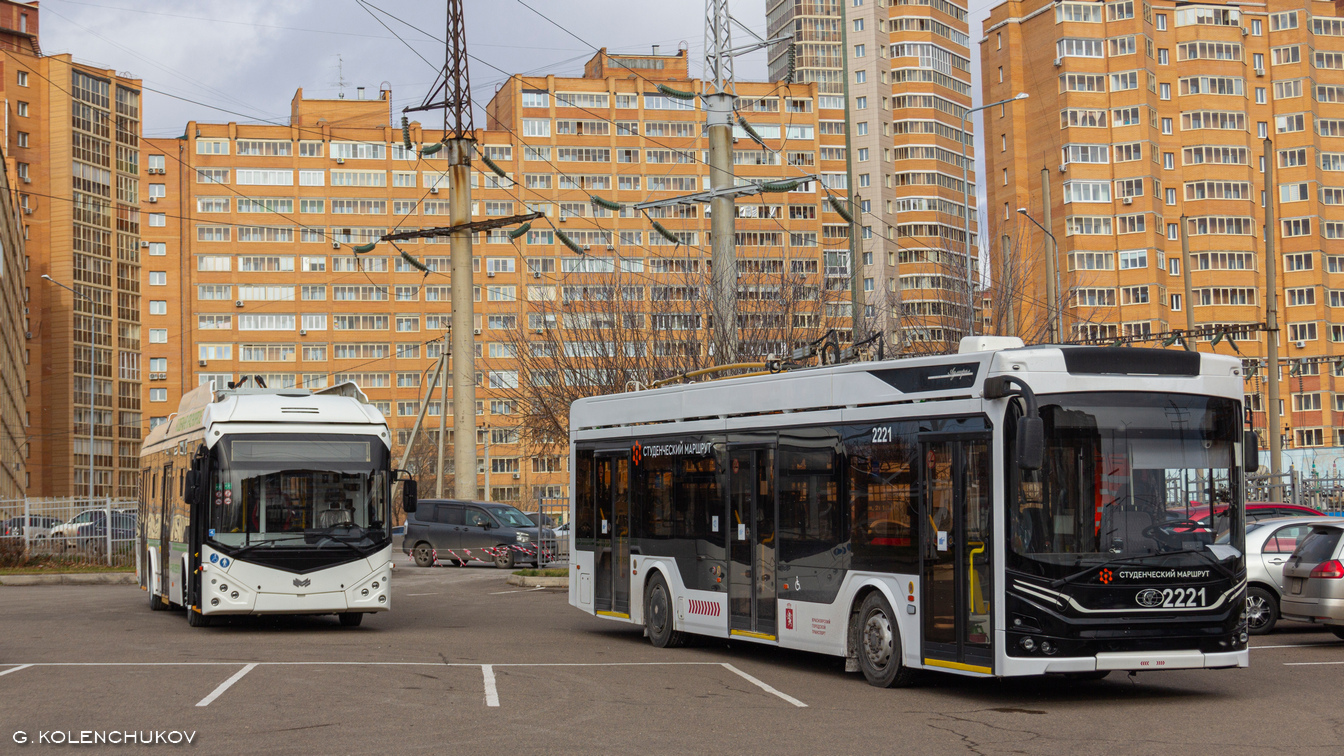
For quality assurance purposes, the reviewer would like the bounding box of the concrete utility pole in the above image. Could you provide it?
[704,0,739,363]
[1040,170,1058,342]
[1179,215,1197,352]
[839,0,865,340]
[1264,137,1283,486]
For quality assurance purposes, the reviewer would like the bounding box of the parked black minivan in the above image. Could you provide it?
[403,499,554,569]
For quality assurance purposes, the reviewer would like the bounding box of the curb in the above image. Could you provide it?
[0,573,138,586]
[505,574,569,588]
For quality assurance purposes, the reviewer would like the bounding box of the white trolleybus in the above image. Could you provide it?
[568,338,1256,686]
[139,378,414,627]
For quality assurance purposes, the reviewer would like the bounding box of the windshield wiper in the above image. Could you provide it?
[229,535,310,557]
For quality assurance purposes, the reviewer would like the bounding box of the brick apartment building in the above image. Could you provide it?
[141,49,849,502]
[983,0,1344,449]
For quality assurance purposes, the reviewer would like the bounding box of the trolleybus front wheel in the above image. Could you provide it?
[338,612,364,627]
[644,572,684,648]
[186,607,212,628]
[855,592,917,688]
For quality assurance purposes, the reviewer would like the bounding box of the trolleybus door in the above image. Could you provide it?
[728,448,776,638]
[594,452,632,616]
[158,464,172,600]
[920,437,992,673]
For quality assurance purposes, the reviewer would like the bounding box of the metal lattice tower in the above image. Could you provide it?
[703,0,734,96]
[409,0,474,138]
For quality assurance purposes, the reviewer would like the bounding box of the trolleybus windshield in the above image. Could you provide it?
[1008,392,1243,576]
[206,434,391,553]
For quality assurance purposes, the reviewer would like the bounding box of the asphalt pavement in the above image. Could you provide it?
[2,564,1343,755]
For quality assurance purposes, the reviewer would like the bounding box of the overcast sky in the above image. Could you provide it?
[39,0,992,135]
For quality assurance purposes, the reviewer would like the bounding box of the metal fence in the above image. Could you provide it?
[1246,472,1344,513]
[528,496,569,567]
[0,498,139,568]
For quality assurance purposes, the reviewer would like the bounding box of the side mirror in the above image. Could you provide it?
[1017,417,1044,471]
[401,479,418,514]
[1243,429,1261,473]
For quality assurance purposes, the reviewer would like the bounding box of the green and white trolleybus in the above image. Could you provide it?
[568,338,1255,685]
[139,379,405,627]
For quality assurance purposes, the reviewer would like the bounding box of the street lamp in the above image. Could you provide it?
[961,92,1029,336]
[1017,208,1062,343]
[41,274,96,500]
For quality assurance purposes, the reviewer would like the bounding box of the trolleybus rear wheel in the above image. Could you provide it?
[644,572,684,648]
[855,592,916,688]
[413,543,435,568]
[338,612,364,627]
[148,586,167,611]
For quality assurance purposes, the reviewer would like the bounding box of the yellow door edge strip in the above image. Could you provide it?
[924,658,992,675]
[596,610,630,619]
[729,629,777,641]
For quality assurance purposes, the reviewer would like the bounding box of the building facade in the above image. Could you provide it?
[983,0,1344,449]
[142,50,847,503]
[1,1,144,498]
[769,0,978,350]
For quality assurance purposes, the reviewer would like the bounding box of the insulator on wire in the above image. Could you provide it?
[352,242,377,254]
[480,152,508,179]
[656,83,696,100]
[651,220,681,247]
[827,195,855,224]
[555,228,584,255]
[737,115,769,149]
[760,179,803,193]
[1162,333,1179,347]
[786,43,797,84]
[420,142,444,156]
[508,222,532,240]
[590,195,622,211]
[398,247,429,274]
[401,115,412,150]
[1228,335,1240,353]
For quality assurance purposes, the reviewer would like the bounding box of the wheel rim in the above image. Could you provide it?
[649,585,668,635]
[862,610,894,670]
[415,545,430,562]
[1246,594,1272,630]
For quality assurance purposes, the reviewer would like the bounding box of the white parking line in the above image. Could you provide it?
[0,664,31,677]
[404,593,440,596]
[481,665,499,707]
[721,663,807,708]
[196,663,257,707]
[488,587,546,595]
[1284,661,1344,666]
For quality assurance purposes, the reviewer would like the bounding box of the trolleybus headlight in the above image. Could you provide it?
[372,581,379,590]
[210,598,219,606]
[1040,640,1057,655]
[1019,637,1036,652]
[220,584,228,593]
[230,591,239,600]
[361,588,369,596]
[1240,632,1249,644]
[378,595,386,603]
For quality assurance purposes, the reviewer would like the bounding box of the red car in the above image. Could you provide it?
[1184,502,1323,535]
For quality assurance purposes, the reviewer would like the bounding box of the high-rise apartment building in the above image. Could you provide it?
[770,0,978,349]
[0,124,28,502]
[983,0,1344,448]
[143,49,847,503]
[0,1,144,498]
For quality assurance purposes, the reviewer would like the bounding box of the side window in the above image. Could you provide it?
[466,508,491,527]
[1265,524,1307,554]
[575,449,594,548]
[441,504,464,525]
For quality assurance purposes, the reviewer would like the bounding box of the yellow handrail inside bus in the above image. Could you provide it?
[967,541,988,615]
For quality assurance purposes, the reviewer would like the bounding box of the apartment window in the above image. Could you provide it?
[1156,13,1167,30]
[1161,118,1172,135]
[149,389,167,403]
[854,44,865,58]
[16,70,27,86]
[1170,294,1182,311]
[855,70,866,84]
[147,242,166,257]
[17,101,28,117]
[148,271,167,286]
[1159,83,1171,100]
[1255,87,1266,104]
[856,96,867,109]
[148,213,166,227]
[1169,257,1180,276]
[1158,49,1169,65]
[1163,152,1174,170]
[1252,19,1262,36]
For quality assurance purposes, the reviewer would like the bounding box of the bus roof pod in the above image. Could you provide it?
[958,336,1025,353]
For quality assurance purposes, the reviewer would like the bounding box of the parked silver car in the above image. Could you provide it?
[1280,523,1344,639]
[1240,516,1344,634]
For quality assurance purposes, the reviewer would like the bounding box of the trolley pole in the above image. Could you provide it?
[1264,137,1283,489]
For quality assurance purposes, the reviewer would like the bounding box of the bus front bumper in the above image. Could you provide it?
[1015,649,1248,675]
[199,550,392,616]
